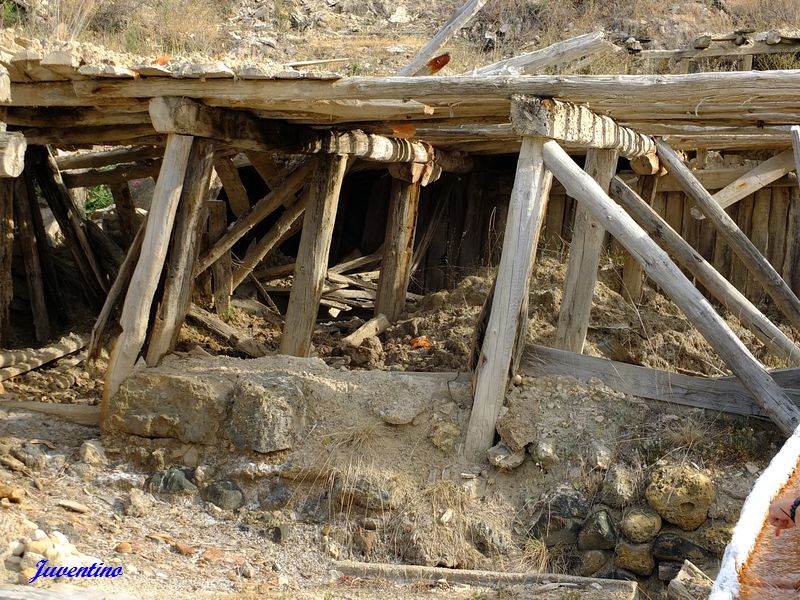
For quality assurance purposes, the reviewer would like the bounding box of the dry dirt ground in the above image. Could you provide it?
[0,256,788,599]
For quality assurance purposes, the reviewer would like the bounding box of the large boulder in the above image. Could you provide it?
[228,375,307,454]
[645,464,715,530]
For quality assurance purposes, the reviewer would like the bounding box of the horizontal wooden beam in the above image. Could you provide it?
[61,160,161,188]
[55,146,163,171]
[511,96,654,158]
[149,97,472,171]
[639,39,800,61]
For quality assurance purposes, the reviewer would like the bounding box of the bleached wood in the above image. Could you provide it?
[146,138,215,366]
[0,132,26,178]
[186,304,268,357]
[511,96,654,159]
[214,157,250,217]
[375,178,422,322]
[280,155,348,356]
[61,159,161,188]
[554,148,618,353]
[0,333,88,382]
[473,32,609,75]
[0,179,11,346]
[656,140,800,333]
[640,39,800,60]
[620,175,658,302]
[102,134,194,425]
[791,126,800,185]
[343,314,390,347]
[55,146,162,171]
[464,137,553,462]
[545,139,800,436]
[396,0,488,76]
[109,182,139,246]
[611,176,800,365]
[691,149,796,219]
[196,157,318,276]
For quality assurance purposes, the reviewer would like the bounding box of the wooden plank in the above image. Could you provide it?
[711,207,730,280]
[280,154,348,356]
[396,0,488,76]
[694,149,796,218]
[102,134,194,425]
[768,186,790,275]
[665,191,684,234]
[343,314,390,347]
[611,177,800,365]
[522,344,800,419]
[547,139,800,436]
[746,189,771,302]
[784,187,800,296]
[206,200,232,316]
[457,172,484,270]
[511,96,654,158]
[0,179,11,346]
[730,195,753,294]
[55,146,162,171]
[13,176,50,342]
[195,157,318,275]
[621,175,658,301]
[0,333,88,382]
[657,140,800,333]
[555,148,618,353]
[109,182,139,247]
[146,138,215,365]
[473,32,609,75]
[186,304,268,357]
[464,136,553,461]
[214,157,250,217]
[622,166,800,194]
[61,160,161,189]
[375,178,422,321]
[543,192,565,248]
[792,126,800,180]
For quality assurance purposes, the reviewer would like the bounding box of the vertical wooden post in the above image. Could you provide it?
[146,138,215,366]
[102,134,194,424]
[784,187,800,296]
[208,199,232,316]
[554,149,618,353]
[110,182,139,247]
[745,188,771,302]
[280,154,348,357]
[375,178,422,321]
[0,179,11,347]
[464,137,552,462]
[621,175,659,302]
[13,176,51,342]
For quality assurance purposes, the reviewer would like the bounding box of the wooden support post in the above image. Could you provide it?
[0,179,11,347]
[195,157,318,275]
[102,134,194,425]
[109,182,139,247]
[207,199,232,316]
[245,151,283,188]
[611,177,800,365]
[396,0,488,76]
[464,137,552,462]
[621,175,658,302]
[214,157,250,217]
[13,176,51,342]
[146,138,215,366]
[554,148,618,353]
[544,139,800,436]
[784,188,800,296]
[745,188,771,302]
[375,178,422,321]
[280,155,348,357]
[656,140,800,333]
[791,126,800,182]
[692,149,796,219]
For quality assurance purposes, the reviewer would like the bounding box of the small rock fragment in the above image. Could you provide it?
[114,541,133,553]
[531,440,560,470]
[79,440,108,466]
[487,442,525,470]
[615,540,655,576]
[430,421,460,453]
[58,500,89,514]
[125,489,154,517]
[201,480,245,511]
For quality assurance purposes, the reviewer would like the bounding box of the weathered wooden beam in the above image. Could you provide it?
[554,148,618,353]
[397,0,488,76]
[0,179,11,347]
[620,175,658,302]
[639,39,800,60]
[472,32,609,75]
[245,151,283,188]
[146,138,215,366]
[12,176,50,342]
[464,137,553,462]
[523,344,800,419]
[791,126,800,184]
[511,96,654,158]
[213,157,250,217]
[206,200,232,316]
[20,124,159,146]
[0,333,88,382]
[186,304,268,357]
[280,155,348,357]
[109,182,139,247]
[55,146,162,171]
[691,149,796,219]
[0,132,26,178]
[61,159,161,189]
[196,157,318,276]
[611,176,800,365]
[375,178,422,322]
[343,314,390,347]
[656,140,800,333]
[102,134,194,426]
[149,97,472,170]
[544,139,800,436]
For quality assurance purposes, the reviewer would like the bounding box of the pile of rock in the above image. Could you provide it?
[4,527,105,585]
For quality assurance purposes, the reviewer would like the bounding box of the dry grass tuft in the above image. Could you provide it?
[516,537,550,572]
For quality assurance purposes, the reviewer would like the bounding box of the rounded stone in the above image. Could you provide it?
[621,507,662,543]
[578,510,618,550]
[601,464,637,509]
[615,540,655,577]
[645,464,714,530]
[144,466,198,494]
[430,421,460,453]
[578,549,611,577]
[25,538,52,555]
[201,479,245,511]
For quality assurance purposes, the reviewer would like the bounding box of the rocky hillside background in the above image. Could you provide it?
[1,0,799,74]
